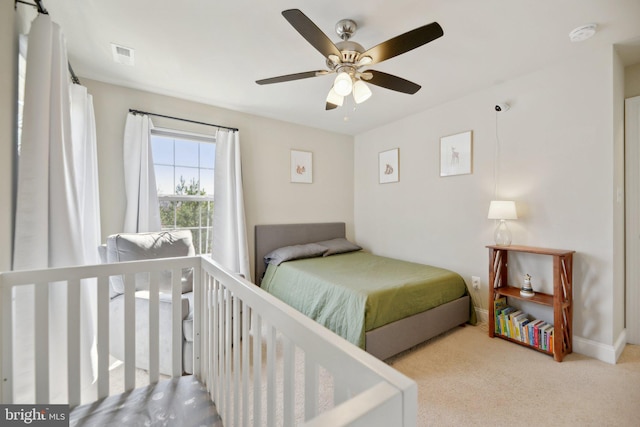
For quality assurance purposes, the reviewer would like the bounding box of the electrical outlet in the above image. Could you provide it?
[471,276,481,290]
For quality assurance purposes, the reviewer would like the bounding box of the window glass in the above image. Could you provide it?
[151,136,174,165]
[151,130,215,254]
[175,139,199,167]
[154,165,174,195]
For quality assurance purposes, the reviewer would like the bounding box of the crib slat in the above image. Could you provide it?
[67,278,81,406]
[205,275,213,396]
[34,283,49,404]
[212,279,219,405]
[1,283,14,403]
[192,266,202,377]
[304,353,319,421]
[241,302,250,427]
[252,311,262,425]
[96,276,109,399]
[218,284,226,416]
[224,288,232,425]
[267,324,276,427]
[283,336,295,427]
[123,273,135,391]
[233,294,241,426]
[148,271,160,384]
[334,374,350,406]
[171,268,182,378]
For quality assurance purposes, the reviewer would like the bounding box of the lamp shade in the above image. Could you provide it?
[326,87,344,107]
[352,80,372,104]
[334,72,353,96]
[487,201,518,220]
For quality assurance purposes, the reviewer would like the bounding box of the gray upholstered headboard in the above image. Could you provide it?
[254,222,346,285]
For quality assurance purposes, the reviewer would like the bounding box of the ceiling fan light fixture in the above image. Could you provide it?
[356,55,373,66]
[352,80,372,104]
[334,72,353,96]
[326,87,344,106]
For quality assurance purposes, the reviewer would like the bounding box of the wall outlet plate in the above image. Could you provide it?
[471,276,481,290]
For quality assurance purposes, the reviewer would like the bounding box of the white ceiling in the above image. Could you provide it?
[22,0,640,135]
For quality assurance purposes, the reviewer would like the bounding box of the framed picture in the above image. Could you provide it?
[379,148,399,183]
[440,130,473,177]
[291,150,313,183]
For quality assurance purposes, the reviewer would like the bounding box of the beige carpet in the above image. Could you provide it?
[103,325,640,426]
[387,323,640,427]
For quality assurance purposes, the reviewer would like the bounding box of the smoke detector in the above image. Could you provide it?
[569,24,597,42]
[111,43,135,66]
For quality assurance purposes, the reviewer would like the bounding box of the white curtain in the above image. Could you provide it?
[211,129,251,280]
[122,112,161,232]
[70,84,101,388]
[13,14,99,403]
[70,84,101,266]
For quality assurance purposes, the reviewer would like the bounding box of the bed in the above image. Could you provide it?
[255,222,476,360]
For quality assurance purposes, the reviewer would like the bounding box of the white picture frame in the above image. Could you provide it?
[379,148,399,184]
[440,130,473,177]
[290,150,313,183]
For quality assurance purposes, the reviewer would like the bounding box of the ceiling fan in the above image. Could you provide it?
[256,9,444,110]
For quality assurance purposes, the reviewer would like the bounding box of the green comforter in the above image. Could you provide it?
[261,251,474,348]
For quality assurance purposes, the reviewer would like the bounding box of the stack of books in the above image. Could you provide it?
[493,297,554,353]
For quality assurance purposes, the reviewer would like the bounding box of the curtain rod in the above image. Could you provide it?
[15,0,81,85]
[129,109,239,132]
[15,0,46,14]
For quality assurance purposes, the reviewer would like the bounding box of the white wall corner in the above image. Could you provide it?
[573,330,627,364]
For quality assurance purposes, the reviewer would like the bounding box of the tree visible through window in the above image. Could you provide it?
[151,130,215,254]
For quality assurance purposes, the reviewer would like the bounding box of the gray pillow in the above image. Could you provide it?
[316,238,362,256]
[106,230,195,295]
[264,243,328,266]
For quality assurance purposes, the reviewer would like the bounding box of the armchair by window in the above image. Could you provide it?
[99,230,196,375]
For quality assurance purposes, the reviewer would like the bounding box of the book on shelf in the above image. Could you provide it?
[533,320,545,348]
[512,312,528,341]
[499,307,515,337]
[528,319,544,346]
[518,317,532,343]
[506,310,523,338]
[541,324,553,351]
[493,297,508,334]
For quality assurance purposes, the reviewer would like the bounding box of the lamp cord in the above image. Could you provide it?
[494,112,500,199]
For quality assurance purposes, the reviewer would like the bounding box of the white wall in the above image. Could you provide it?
[82,78,354,281]
[354,45,623,361]
[0,2,18,272]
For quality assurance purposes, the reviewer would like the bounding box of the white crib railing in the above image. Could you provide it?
[0,256,417,426]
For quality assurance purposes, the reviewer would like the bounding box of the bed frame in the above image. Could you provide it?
[255,222,471,360]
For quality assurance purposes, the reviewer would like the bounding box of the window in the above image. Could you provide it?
[151,129,215,254]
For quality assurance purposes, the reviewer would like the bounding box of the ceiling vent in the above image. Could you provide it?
[111,43,135,66]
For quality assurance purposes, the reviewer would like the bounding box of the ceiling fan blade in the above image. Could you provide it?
[325,102,339,110]
[282,9,342,59]
[366,70,421,94]
[361,22,443,65]
[256,70,327,85]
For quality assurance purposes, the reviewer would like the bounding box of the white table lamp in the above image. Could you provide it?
[488,201,518,246]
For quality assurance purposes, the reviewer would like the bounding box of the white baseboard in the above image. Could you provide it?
[573,329,627,364]
[475,307,488,325]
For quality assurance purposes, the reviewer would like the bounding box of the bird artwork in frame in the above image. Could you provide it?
[291,150,313,183]
[379,148,399,184]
